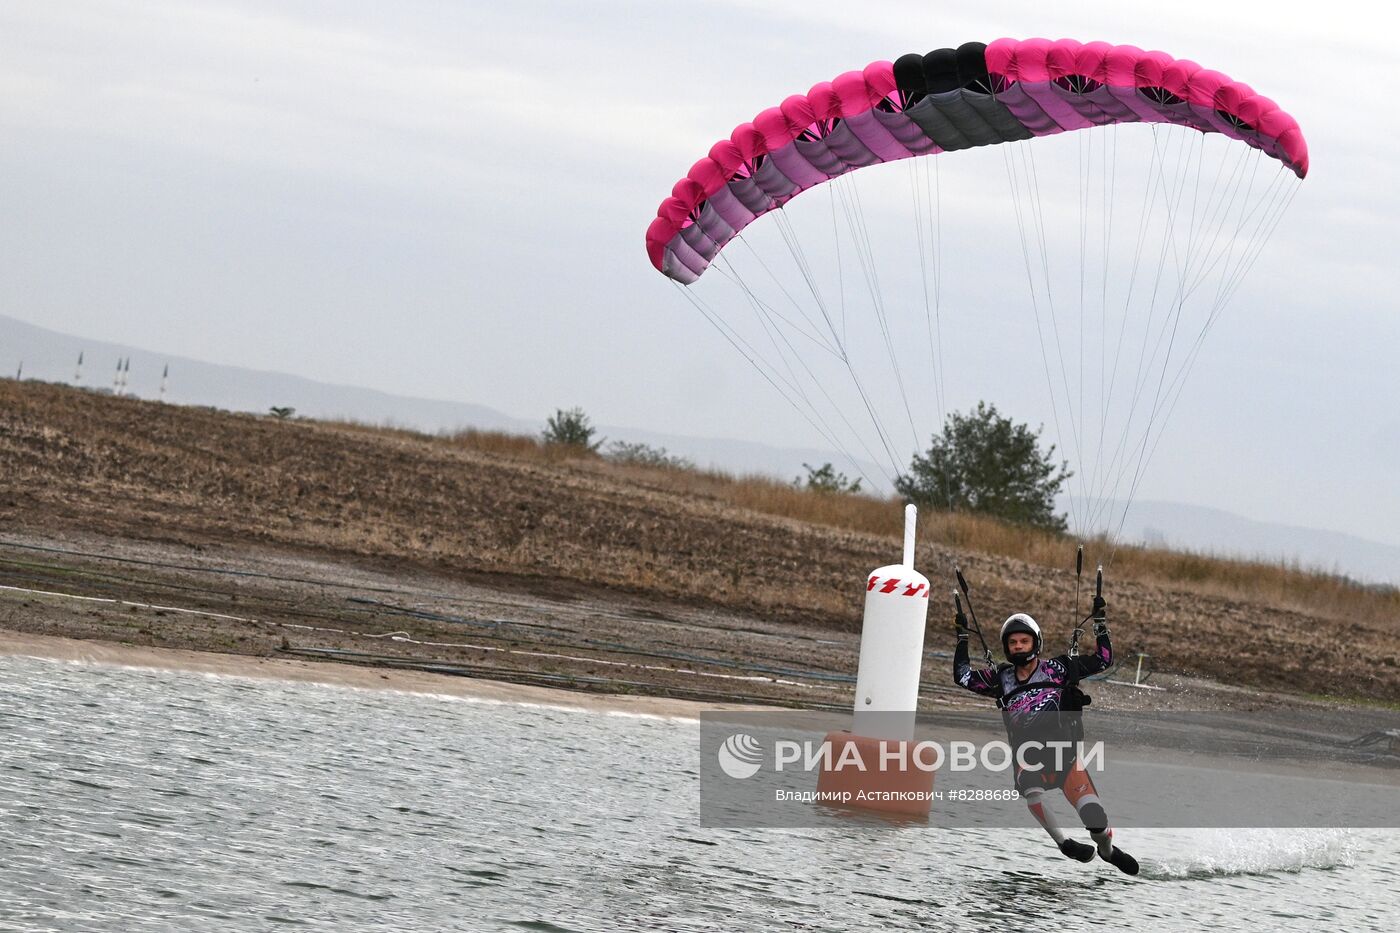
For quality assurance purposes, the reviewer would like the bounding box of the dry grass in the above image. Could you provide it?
[2,379,1395,698]
[431,426,1398,627]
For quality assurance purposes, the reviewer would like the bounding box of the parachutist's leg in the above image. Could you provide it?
[1023,788,1064,845]
[1064,761,1139,874]
[1022,770,1094,862]
[1062,760,1112,853]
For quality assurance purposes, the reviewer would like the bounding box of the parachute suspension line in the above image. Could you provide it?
[723,234,842,357]
[780,182,912,482]
[1216,172,1301,308]
[706,256,846,427]
[1074,124,1095,534]
[1088,124,1203,537]
[758,189,909,484]
[1076,129,1090,535]
[827,184,848,348]
[1086,122,1170,534]
[1085,124,1121,534]
[1024,143,1094,533]
[768,206,916,483]
[908,159,947,432]
[663,277,873,487]
[1088,124,1189,538]
[1190,150,1275,307]
[1076,123,1116,540]
[1178,135,1253,298]
[1103,143,1301,559]
[933,157,947,424]
[1093,125,1121,523]
[772,209,847,338]
[1092,140,1260,515]
[710,257,840,358]
[930,157,957,516]
[716,254,849,438]
[741,203,909,483]
[907,154,960,542]
[684,265,812,409]
[1106,168,1302,562]
[835,175,924,453]
[715,248,909,493]
[811,180,922,491]
[1003,143,1084,536]
[716,248,901,488]
[1085,125,1193,534]
[1093,125,1214,539]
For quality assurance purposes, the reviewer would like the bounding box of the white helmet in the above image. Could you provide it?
[1000,613,1042,662]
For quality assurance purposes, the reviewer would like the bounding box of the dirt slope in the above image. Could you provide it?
[0,379,1394,701]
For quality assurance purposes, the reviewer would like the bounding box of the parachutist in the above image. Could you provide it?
[953,581,1138,875]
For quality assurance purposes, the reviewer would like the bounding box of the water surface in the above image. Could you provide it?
[2,656,1393,931]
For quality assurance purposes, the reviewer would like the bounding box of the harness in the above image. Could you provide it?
[995,661,1089,746]
[954,553,1106,751]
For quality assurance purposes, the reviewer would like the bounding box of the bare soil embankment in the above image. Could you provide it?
[0,379,1394,706]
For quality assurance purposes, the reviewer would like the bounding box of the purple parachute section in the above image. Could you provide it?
[647,37,1309,284]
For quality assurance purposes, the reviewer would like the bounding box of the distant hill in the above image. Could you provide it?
[2,312,1395,586]
[1115,500,1400,588]
[0,313,881,485]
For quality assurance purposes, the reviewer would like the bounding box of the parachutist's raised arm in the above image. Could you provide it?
[1068,582,1113,678]
[954,613,1000,697]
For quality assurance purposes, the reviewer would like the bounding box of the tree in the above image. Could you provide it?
[796,462,862,495]
[543,406,603,451]
[895,402,1072,532]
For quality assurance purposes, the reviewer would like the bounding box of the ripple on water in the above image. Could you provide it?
[0,655,1395,932]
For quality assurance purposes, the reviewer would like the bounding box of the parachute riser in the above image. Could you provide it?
[954,567,995,670]
[956,560,1102,666]
[1068,545,1084,657]
[1070,565,1104,658]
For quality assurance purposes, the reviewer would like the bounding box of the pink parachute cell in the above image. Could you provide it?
[646,37,1308,282]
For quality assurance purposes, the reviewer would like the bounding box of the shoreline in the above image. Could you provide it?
[0,629,759,719]
[0,529,1388,718]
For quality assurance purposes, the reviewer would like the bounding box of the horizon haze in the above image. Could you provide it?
[2,1,1395,565]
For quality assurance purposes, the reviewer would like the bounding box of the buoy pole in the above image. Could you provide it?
[902,502,916,569]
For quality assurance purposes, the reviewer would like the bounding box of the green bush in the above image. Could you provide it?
[606,440,695,470]
[796,462,862,495]
[895,401,1071,532]
[542,407,603,451]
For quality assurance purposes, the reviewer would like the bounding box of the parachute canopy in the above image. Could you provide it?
[643,38,1306,546]
[647,38,1307,284]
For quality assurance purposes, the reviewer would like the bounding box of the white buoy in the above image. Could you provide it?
[815,503,936,815]
[852,503,930,740]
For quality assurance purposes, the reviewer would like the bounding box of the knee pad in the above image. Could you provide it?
[1079,802,1107,833]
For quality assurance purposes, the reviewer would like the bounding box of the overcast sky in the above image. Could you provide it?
[1,1,1397,547]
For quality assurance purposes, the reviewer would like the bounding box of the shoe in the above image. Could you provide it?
[1059,838,1096,862]
[1101,845,1140,875]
